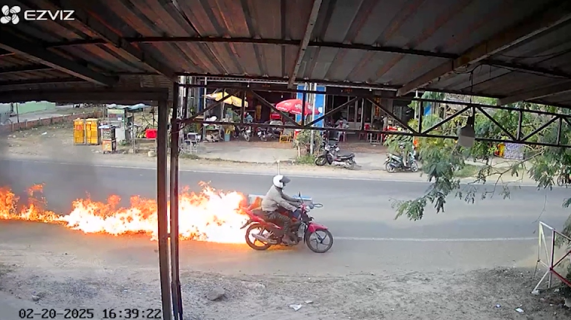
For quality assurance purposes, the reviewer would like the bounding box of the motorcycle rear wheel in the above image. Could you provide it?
[306,229,333,253]
[245,224,272,250]
[315,155,327,166]
[410,161,419,172]
[385,162,396,173]
[346,159,357,170]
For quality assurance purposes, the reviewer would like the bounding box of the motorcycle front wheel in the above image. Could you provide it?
[385,162,397,173]
[557,175,565,187]
[244,133,251,142]
[410,161,419,172]
[245,224,273,250]
[315,155,327,166]
[305,229,334,253]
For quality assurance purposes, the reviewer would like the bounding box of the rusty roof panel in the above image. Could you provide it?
[538,91,571,105]
[485,74,561,97]
[0,55,37,68]
[493,21,571,64]
[55,45,132,73]
[382,56,449,85]
[2,0,571,107]
[470,73,556,96]
[321,49,370,81]
[0,69,70,82]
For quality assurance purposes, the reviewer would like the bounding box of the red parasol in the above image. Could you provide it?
[275,99,320,115]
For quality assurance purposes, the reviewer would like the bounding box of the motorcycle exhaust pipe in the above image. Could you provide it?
[252,233,277,244]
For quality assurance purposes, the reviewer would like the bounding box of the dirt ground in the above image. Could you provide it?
[2,121,384,157]
[0,222,569,320]
[2,120,570,319]
[0,257,569,320]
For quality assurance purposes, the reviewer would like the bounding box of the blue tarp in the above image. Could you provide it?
[424,103,432,116]
[295,84,325,127]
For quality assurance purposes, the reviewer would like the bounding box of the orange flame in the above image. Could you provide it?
[0,184,248,243]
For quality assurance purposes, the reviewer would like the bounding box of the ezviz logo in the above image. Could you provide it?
[1,5,75,25]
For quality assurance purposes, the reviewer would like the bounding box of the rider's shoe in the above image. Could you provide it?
[281,235,295,246]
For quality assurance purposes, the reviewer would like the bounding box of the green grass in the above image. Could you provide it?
[454,164,481,178]
[295,154,316,165]
[179,153,201,160]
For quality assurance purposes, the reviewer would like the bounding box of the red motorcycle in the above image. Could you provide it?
[240,198,333,253]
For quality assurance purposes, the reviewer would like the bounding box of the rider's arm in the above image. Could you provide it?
[277,196,298,211]
[282,192,300,203]
[267,187,298,211]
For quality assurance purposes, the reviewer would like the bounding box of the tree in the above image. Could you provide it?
[386,94,571,294]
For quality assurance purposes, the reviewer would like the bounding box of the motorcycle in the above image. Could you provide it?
[314,143,358,169]
[240,197,333,253]
[235,125,252,141]
[384,152,419,173]
[256,127,279,141]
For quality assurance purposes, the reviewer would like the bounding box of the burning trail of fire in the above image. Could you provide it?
[0,183,248,243]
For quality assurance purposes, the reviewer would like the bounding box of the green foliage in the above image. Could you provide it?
[395,92,571,288]
[296,154,316,164]
[293,129,323,151]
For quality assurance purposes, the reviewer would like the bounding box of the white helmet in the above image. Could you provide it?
[272,175,290,189]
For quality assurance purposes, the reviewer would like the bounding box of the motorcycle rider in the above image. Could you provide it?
[261,175,302,245]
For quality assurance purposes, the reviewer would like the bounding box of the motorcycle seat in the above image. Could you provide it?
[252,209,268,218]
[338,153,355,160]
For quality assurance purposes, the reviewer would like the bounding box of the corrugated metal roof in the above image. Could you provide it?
[0,0,570,107]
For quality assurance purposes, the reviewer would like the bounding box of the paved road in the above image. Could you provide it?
[0,158,569,275]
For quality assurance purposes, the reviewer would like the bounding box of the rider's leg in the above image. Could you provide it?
[270,212,293,245]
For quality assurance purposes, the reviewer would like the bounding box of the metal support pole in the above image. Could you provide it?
[517,108,523,140]
[418,101,424,133]
[157,99,173,320]
[169,83,182,320]
[240,90,245,125]
[14,103,20,123]
[301,91,307,126]
[309,83,315,155]
[202,77,208,139]
[183,77,190,120]
[548,228,556,288]
[556,116,563,145]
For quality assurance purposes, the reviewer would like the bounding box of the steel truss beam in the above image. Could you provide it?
[44,37,571,82]
[176,82,571,148]
[397,1,571,96]
[288,0,322,88]
[0,78,86,87]
[0,31,117,86]
[0,88,168,104]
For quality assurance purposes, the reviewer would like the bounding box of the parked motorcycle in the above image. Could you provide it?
[241,197,333,253]
[314,143,358,169]
[235,125,252,141]
[256,127,280,141]
[384,152,419,172]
